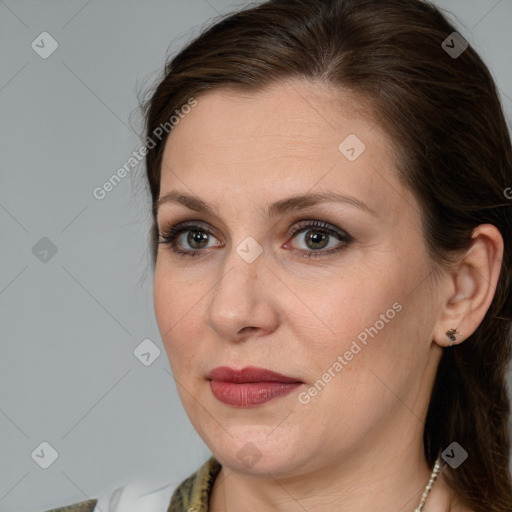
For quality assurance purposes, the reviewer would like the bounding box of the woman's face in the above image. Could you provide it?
[153,80,445,476]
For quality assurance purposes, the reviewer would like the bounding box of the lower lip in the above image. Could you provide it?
[209,380,302,407]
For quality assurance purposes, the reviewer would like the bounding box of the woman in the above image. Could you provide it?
[45,0,512,511]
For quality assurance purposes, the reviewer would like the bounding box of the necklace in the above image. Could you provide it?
[414,458,442,511]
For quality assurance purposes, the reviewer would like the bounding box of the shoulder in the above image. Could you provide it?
[43,498,98,512]
[42,474,181,512]
[41,457,221,512]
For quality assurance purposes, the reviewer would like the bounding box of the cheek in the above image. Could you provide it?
[288,265,400,349]
[307,292,404,379]
[292,256,426,380]
[153,267,203,371]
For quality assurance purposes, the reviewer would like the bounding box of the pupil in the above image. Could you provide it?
[188,230,208,248]
[307,231,328,249]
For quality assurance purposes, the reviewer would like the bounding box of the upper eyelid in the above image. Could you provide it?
[160,221,222,242]
[159,219,345,234]
[160,220,351,245]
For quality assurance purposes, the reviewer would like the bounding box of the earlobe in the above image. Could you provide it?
[433,224,504,349]
[445,327,462,347]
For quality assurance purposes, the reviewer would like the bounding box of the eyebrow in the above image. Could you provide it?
[155,190,378,218]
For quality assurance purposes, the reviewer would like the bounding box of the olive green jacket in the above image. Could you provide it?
[43,456,222,512]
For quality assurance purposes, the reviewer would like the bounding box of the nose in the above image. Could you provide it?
[206,243,280,342]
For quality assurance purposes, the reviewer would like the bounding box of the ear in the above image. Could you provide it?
[433,224,504,348]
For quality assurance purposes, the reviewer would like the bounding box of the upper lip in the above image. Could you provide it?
[207,366,302,383]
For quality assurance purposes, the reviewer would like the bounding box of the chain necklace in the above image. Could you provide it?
[414,458,443,511]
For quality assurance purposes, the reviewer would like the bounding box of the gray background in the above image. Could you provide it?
[1,1,511,511]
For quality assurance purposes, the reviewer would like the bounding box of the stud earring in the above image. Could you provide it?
[445,328,462,347]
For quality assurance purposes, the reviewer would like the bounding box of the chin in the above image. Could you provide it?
[206,428,308,476]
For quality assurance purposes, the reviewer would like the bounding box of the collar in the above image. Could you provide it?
[167,456,222,512]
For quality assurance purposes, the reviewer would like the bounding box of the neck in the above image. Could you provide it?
[209,447,454,512]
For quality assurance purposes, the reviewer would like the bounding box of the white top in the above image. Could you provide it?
[92,478,179,512]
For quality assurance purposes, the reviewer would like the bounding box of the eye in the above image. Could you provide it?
[157,219,353,258]
[284,220,353,257]
[157,221,223,257]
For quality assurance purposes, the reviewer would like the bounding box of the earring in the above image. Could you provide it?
[445,328,462,347]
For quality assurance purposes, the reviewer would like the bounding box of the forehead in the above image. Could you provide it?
[164,80,378,158]
[160,80,412,220]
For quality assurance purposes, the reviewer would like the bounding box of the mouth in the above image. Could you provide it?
[207,366,302,383]
[207,366,303,407]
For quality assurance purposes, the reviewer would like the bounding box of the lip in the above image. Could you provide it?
[207,366,303,408]
[207,366,302,383]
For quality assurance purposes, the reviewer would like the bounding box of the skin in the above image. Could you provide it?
[152,79,502,512]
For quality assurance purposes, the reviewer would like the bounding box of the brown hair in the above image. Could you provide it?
[141,0,512,509]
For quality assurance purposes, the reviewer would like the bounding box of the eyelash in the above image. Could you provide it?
[157,220,354,259]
